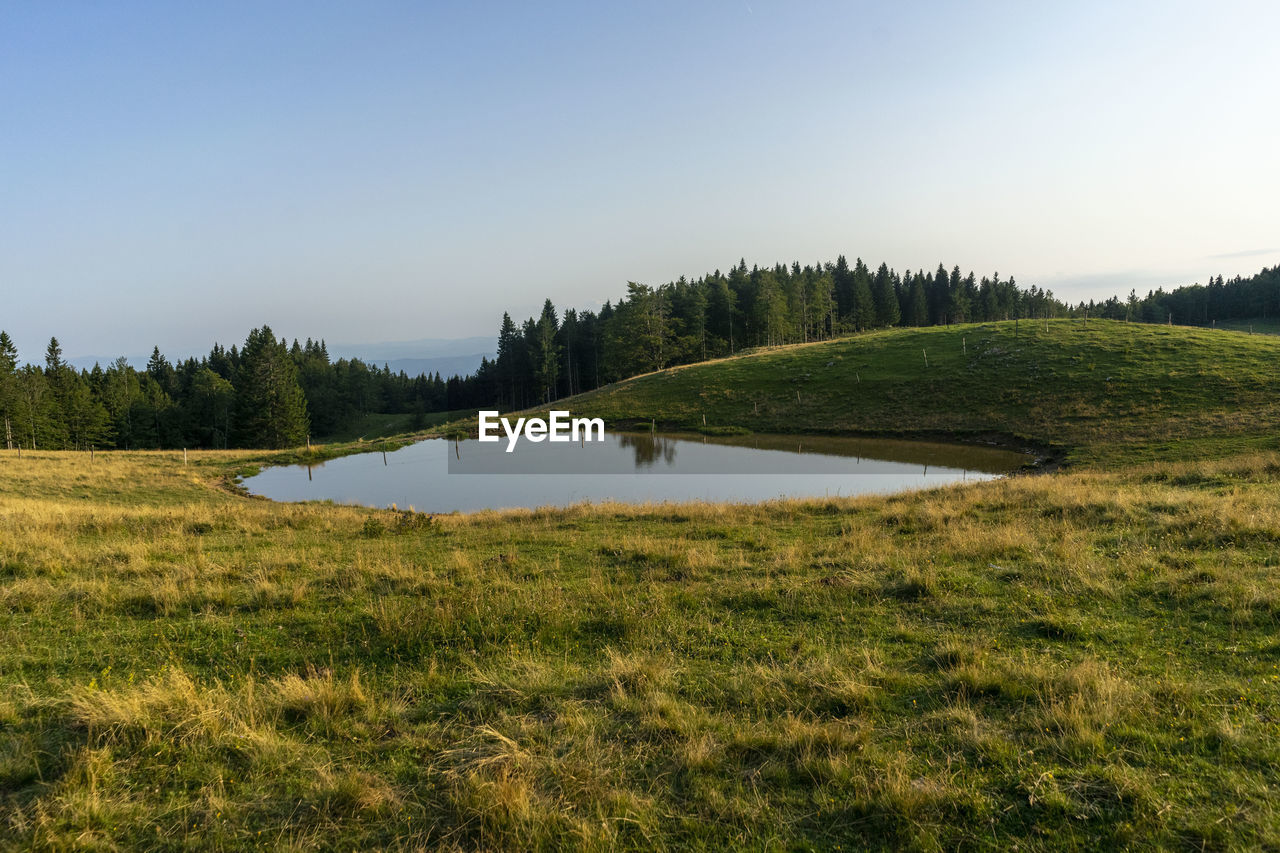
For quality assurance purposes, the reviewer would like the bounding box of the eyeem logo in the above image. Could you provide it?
[478,410,605,453]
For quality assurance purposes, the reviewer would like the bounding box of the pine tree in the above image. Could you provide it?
[944,265,967,323]
[831,255,854,327]
[495,312,519,409]
[560,308,578,397]
[234,326,309,449]
[41,337,71,448]
[534,300,561,404]
[191,368,235,448]
[754,270,789,345]
[851,259,875,331]
[17,366,53,450]
[147,346,176,397]
[872,262,900,328]
[44,337,65,373]
[0,332,17,449]
[908,275,928,326]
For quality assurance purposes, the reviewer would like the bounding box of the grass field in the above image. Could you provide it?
[318,410,473,443]
[1214,317,1280,336]
[3,320,1279,850]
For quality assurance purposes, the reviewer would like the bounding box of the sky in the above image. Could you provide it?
[2,0,1278,361]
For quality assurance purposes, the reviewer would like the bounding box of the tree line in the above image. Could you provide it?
[5,259,1277,449]
[0,327,449,450]
[450,256,1061,410]
[1071,265,1280,326]
[450,258,1280,412]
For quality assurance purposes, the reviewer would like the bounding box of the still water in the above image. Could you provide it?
[243,433,1028,513]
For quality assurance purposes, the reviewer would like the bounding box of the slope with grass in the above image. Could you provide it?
[317,409,473,443]
[557,319,1280,466]
[1215,317,1280,336]
[2,449,1280,849]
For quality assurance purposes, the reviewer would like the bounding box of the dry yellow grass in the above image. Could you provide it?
[1,447,1279,848]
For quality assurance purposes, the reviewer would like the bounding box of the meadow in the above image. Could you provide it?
[2,319,1279,850]
[561,318,1280,467]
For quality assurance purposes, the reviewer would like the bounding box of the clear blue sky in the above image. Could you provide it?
[3,1,1277,360]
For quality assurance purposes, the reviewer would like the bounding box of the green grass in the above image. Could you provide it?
[1214,317,1280,336]
[548,319,1280,467]
[3,450,1280,849]
[318,409,471,443]
[3,320,1280,850]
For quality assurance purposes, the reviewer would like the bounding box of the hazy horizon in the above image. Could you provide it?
[4,1,1277,358]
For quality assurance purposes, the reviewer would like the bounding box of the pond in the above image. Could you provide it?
[242,432,1030,513]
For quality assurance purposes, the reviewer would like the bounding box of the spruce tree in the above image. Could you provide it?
[873,262,900,327]
[831,255,854,326]
[495,312,519,409]
[909,275,928,326]
[41,337,71,448]
[234,326,309,449]
[0,332,16,449]
[146,346,176,396]
[534,300,561,403]
[851,259,875,331]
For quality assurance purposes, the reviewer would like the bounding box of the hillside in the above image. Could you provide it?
[558,319,1280,465]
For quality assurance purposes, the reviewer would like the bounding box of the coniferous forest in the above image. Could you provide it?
[0,328,448,451]
[450,258,1280,411]
[2,259,1277,449]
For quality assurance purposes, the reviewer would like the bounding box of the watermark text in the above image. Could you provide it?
[478,410,605,452]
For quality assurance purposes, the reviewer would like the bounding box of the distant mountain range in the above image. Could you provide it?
[373,354,491,379]
[327,336,495,378]
[325,336,495,363]
[68,336,496,379]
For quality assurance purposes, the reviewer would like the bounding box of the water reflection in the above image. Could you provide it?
[617,433,678,468]
[245,432,1031,513]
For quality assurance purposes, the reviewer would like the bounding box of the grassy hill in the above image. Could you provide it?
[558,319,1280,465]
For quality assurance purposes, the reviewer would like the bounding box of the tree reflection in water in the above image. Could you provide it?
[617,433,678,469]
